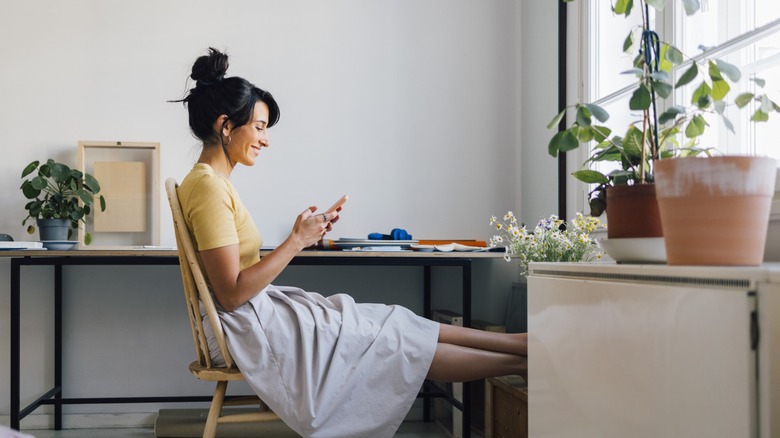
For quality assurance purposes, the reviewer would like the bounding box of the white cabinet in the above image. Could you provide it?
[527,262,780,438]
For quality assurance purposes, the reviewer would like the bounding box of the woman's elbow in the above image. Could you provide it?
[214,291,243,312]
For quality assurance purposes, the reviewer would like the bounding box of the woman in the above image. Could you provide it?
[174,48,527,438]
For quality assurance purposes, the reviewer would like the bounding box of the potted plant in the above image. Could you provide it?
[20,159,106,245]
[547,0,779,243]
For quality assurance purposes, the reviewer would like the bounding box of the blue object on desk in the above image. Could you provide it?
[368,228,412,240]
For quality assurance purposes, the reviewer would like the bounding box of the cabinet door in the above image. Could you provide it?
[528,275,755,438]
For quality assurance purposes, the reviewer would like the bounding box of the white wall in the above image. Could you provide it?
[0,0,560,428]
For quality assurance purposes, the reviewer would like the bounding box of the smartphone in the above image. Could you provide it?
[323,195,349,215]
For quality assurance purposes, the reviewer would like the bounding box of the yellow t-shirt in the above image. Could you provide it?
[177,163,262,271]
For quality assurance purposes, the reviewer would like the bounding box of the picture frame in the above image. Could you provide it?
[77,141,160,248]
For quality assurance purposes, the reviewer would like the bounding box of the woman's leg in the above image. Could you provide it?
[426,324,528,382]
[426,343,527,382]
[437,323,527,356]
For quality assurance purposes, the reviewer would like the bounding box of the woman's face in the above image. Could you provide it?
[226,101,270,167]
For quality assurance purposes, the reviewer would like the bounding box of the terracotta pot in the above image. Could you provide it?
[605,184,663,239]
[654,156,777,266]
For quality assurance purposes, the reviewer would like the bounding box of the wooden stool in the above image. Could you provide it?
[485,375,528,438]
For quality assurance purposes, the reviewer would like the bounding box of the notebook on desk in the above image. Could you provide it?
[0,241,43,250]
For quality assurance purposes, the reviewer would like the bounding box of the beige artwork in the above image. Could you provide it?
[93,161,146,232]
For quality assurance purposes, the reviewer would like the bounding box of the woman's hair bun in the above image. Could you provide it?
[190,47,229,86]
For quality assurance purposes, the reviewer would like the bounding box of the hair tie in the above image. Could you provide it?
[197,75,225,87]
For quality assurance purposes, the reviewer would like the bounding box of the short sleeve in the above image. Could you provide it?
[185,176,240,251]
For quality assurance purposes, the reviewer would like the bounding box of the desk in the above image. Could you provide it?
[6,249,503,436]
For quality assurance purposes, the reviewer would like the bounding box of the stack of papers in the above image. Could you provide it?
[345,246,407,252]
[332,238,417,251]
[410,243,485,252]
[0,241,44,250]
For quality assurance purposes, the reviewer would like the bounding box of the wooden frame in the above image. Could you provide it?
[78,141,160,248]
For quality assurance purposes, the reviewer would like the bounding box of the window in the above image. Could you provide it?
[575,0,780,169]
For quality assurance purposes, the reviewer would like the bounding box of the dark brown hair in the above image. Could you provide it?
[172,48,280,148]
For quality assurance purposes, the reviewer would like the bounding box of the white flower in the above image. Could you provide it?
[489,211,605,276]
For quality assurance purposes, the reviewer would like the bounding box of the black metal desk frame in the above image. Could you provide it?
[9,250,489,436]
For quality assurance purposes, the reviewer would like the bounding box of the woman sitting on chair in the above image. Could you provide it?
[172,47,527,438]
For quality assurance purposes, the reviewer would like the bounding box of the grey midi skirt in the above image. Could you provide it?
[215,284,440,438]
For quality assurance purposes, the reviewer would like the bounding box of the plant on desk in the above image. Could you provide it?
[20,159,106,244]
[489,211,604,277]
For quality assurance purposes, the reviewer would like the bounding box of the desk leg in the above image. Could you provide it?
[423,265,431,422]
[462,261,472,438]
[11,259,20,430]
[54,265,63,430]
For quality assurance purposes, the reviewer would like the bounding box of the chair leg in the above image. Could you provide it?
[203,380,228,438]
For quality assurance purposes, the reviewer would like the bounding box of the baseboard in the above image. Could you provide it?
[0,412,157,430]
[0,400,425,432]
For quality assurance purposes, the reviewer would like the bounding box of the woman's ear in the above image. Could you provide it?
[214,114,233,137]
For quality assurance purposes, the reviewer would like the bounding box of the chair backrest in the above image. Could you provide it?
[165,178,236,369]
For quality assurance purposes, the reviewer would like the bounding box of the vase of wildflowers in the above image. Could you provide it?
[490,212,605,278]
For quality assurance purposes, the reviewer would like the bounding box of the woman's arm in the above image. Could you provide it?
[199,206,336,311]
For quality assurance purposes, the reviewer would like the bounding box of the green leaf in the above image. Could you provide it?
[622,125,644,159]
[621,68,644,76]
[99,195,106,211]
[752,109,769,122]
[708,60,723,81]
[658,44,673,72]
[652,80,673,98]
[675,63,698,88]
[21,181,41,199]
[559,129,580,152]
[76,189,93,205]
[577,126,595,143]
[735,92,755,108]
[590,147,622,162]
[584,103,609,123]
[752,77,766,88]
[592,125,612,142]
[547,109,566,130]
[721,113,735,133]
[548,131,564,157]
[31,175,48,190]
[549,129,580,157]
[692,81,712,108]
[629,84,652,110]
[665,45,684,65]
[761,94,774,113]
[85,232,93,245]
[21,161,39,178]
[572,170,609,184]
[715,59,741,82]
[685,114,707,138]
[649,71,671,82]
[84,173,101,193]
[49,162,70,184]
[658,105,685,125]
[714,100,726,115]
[711,79,731,101]
[576,105,592,126]
[682,0,700,15]
[614,0,634,16]
[623,30,634,53]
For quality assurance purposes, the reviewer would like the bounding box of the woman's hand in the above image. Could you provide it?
[289,206,338,250]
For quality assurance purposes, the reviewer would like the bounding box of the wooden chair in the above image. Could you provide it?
[165,178,280,438]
